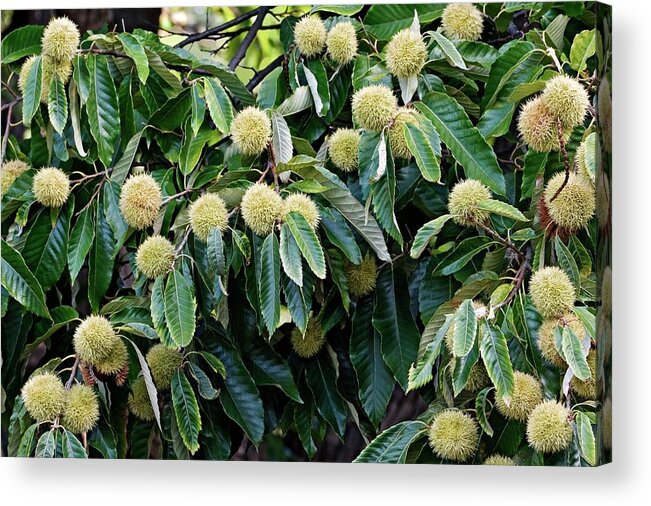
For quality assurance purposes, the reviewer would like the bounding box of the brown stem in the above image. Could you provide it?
[175,8,264,48]
[1,101,14,164]
[246,55,284,91]
[162,188,196,205]
[65,355,80,390]
[477,222,524,260]
[549,118,571,203]
[492,245,533,313]
[228,7,270,71]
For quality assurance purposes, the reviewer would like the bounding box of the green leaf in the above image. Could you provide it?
[575,412,596,465]
[48,75,68,135]
[22,305,78,358]
[555,236,581,293]
[171,369,202,454]
[350,296,393,427]
[280,223,303,287]
[408,314,454,392]
[16,424,38,457]
[150,88,192,131]
[209,336,265,445]
[271,112,293,164]
[88,203,115,313]
[305,353,348,439]
[196,351,227,379]
[452,299,478,358]
[475,199,529,222]
[179,122,213,175]
[275,86,312,116]
[562,326,591,381]
[259,233,281,335]
[521,150,548,201]
[545,14,570,50]
[190,83,205,135]
[203,77,234,134]
[61,430,88,458]
[151,277,174,347]
[433,236,494,276]
[187,362,220,400]
[88,425,118,459]
[475,387,495,437]
[1,239,50,319]
[206,228,226,278]
[164,267,197,347]
[245,334,302,403]
[373,267,420,390]
[35,430,57,458]
[111,129,144,185]
[312,5,364,15]
[403,120,441,183]
[304,59,330,117]
[124,336,161,430]
[480,321,515,404]
[292,165,390,262]
[87,55,121,168]
[67,200,95,283]
[363,4,444,40]
[452,338,480,395]
[21,54,42,127]
[118,32,150,84]
[1,25,43,63]
[353,420,428,463]
[319,208,362,265]
[429,30,467,69]
[417,94,506,196]
[284,211,326,279]
[410,214,452,259]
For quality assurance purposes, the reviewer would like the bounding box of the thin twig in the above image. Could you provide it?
[492,245,533,314]
[228,7,271,71]
[175,8,264,48]
[246,55,284,91]
[162,188,197,205]
[549,118,571,203]
[65,355,80,390]
[477,222,524,259]
[1,101,16,164]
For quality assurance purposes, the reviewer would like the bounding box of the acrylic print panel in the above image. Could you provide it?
[0,2,611,465]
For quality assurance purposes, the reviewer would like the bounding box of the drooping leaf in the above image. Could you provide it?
[1,25,43,63]
[562,326,591,381]
[203,77,234,134]
[452,299,478,358]
[48,75,68,135]
[171,369,202,454]
[284,211,326,279]
[279,223,303,286]
[259,233,281,335]
[410,214,452,259]
[164,267,197,347]
[575,412,596,466]
[353,420,428,463]
[480,320,515,404]
[21,54,42,127]
[305,353,348,439]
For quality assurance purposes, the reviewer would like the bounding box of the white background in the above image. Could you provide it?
[1,0,649,504]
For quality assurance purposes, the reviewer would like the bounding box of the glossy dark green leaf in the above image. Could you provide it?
[48,75,68,135]
[280,223,303,287]
[480,320,515,404]
[35,430,57,458]
[171,369,202,454]
[259,233,281,335]
[305,353,348,439]
[452,299,478,358]
[118,32,149,84]
[284,211,326,279]
[410,214,452,259]
[353,420,428,463]
[67,202,95,282]
[21,54,42,127]
[61,430,88,458]
[164,268,197,347]
[88,203,114,313]
[203,77,233,134]
[87,55,121,168]
[16,423,38,457]
[1,25,43,63]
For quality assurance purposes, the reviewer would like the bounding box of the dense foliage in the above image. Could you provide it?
[0,2,611,464]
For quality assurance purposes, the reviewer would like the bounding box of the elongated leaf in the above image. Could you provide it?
[1,239,50,318]
[272,112,293,164]
[562,326,591,381]
[190,83,205,135]
[209,336,265,445]
[403,121,441,183]
[410,214,452,259]
[555,236,581,293]
[452,299,478,358]
[452,337,481,395]
[187,362,219,400]
[22,305,78,357]
[433,236,493,276]
[88,425,118,459]
[125,337,161,430]
[429,30,467,69]
[475,386,494,437]
[292,165,390,261]
[350,296,393,427]
[575,412,596,465]
[151,277,174,347]
[521,150,548,201]
[408,314,454,392]
[304,62,328,117]
[245,334,302,403]
[363,4,444,39]
[111,130,144,185]
[118,32,149,84]
[259,233,281,335]
[204,77,233,134]
[284,212,326,279]
[61,431,88,458]
[48,75,68,135]
[319,208,362,265]
[1,25,43,63]
[21,55,42,126]
[570,29,596,73]
[475,199,529,222]
[171,370,201,454]
[546,14,569,50]
[87,55,120,168]
[480,321,515,403]
[275,86,312,116]
[353,420,428,463]
[179,123,212,175]
[35,431,57,458]
[88,204,114,313]
[305,353,348,438]
[16,424,38,457]
[373,268,420,390]
[417,94,506,195]
[280,223,303,286]
[206,228,226,278]
[164,268,197,347]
